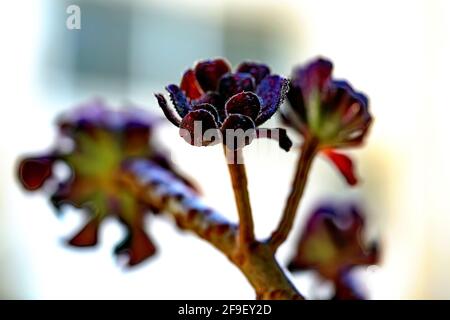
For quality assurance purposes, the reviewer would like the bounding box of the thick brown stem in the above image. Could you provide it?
[224,147,255,246]
[269,138,319,251]
[120,159,303,300]
[233,243,303,300]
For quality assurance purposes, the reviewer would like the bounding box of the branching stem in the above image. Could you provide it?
[120,160,304,300]
[269,138,319,251]
[224,147,255,246]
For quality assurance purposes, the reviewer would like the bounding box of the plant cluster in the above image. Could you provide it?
[18,57,377,300]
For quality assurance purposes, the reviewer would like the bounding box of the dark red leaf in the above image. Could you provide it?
[68,218,100,247]
[194,59,231,92]
[192,92,225,121]
[221,114,256,150]
[192,103,220,123]
[179,110,220,146]
[218,73,255,100]
[180,69,203,100]
[323,149,358,185]
[18,157,54,191]
[115,227,157,267]
[225,91,261,120]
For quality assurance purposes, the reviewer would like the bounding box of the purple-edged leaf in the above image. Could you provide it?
[331,81,371,135]
[237,62,271,84]
[225,91,261,120]
[218,73,255,100]
[194,59,231,92]
[293,58,333,99]
[180,110,220,146]
[155,93,181,127]
[192,103,220,123]
[192,92,226,121]
[287,58,333,126]
[256,128,293,152]
[255,75,289,125]
[166,84,192,117]
[286,82,307,123]
[180,69,203,100]
[221,114,256,150]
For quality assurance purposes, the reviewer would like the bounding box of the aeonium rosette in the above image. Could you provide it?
[287,202,379,300]
[155,58,292,151]
[17,101,197,267]
[283,58,373,185]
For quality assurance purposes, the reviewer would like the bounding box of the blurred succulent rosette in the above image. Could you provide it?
[17,100,196,266]
[283,58,373,185]
[287,202,378,299]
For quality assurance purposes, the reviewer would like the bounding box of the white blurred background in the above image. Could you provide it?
[1,0,449,299]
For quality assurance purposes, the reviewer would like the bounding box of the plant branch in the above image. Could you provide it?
[224,146,255,246]
[268,137,319,251]
[120,159,303,300]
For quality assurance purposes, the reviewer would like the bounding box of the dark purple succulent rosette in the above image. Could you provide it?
[57,100,159,136]
[17,100,197,267]
[287,202,378,300]
[283,58,373,185]
[285,58,372,147]
[155,58,292,151]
